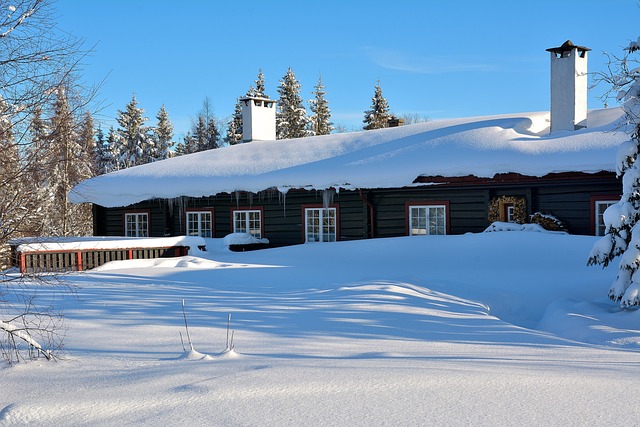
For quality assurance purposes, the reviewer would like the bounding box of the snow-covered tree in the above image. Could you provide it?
[588,37,640,307]
[247,69,268,98]
[0,0,92,364]
[116,95,153,168]
[225,99,243,145]
[43,87,93,236]
[153,104,174,160]
[363,80,391,130]
[100,126,120,174]
[309,75,334,136]
[277,68,309,140]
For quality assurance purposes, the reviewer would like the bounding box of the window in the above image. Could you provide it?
[233,209,262,238]
[125,212,148,237]
[505,204,516,223]
[305,207,337,242]
[595,200,617,236]
[186,210,213,238]
[408,204,447,236]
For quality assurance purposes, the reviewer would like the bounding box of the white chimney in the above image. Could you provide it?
[546,40,590,133]
[239,96,276,142]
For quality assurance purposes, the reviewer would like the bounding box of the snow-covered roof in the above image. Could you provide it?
[70,108,628,208]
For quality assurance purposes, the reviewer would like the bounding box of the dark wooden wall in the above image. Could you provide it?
[92,173,621,243]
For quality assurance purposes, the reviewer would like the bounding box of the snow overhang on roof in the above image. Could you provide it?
[69,108,628,208]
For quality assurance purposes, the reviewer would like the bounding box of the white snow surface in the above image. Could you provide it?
[10,236,206,252]
[1,232,638,426]
[70,108,628,207]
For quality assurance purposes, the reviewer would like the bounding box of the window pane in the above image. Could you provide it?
[201,212,212,238]
[126,213,148,237]
[234,211,247,233]
[233,210,261,238]
[306,208,336,242]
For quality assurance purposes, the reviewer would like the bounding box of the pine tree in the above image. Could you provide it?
[309,76,334,136]
[226,99,244,145]
[363,80,391,130]
[588,38,640,307]
[192,115,208,152]
[44,87,93,236]
[247,69,268,98]
[102,126,120,173]
[154,104,174,160]
[277,67,309,139]
[116,95,153,168]
[78,111,97,176]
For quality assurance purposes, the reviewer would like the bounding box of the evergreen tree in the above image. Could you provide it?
[225,99,243,145]
[102,126,120,173]
[44,87,93,236]
[309,75,334,136]
[154,104,174,160]
[184,99,221,153]
[94,127,107,175]
[78,111,97,176]
[116,95,153,168]
[276,67,309,139]
[363,80,391,130]
[191,115,208,152]
[589,38,640,307]
[247,69,268,98]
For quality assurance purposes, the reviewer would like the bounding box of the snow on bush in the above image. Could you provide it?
[483,221,564,233]
[222,233,269,248]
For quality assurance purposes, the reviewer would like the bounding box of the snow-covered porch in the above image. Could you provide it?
[9,236,205,274]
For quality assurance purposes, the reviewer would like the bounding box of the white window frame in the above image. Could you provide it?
[187,210,213,238]
[125,212,148,237]
[305,207,337,243]
[409,205,447,236]
[506,205,516,223]
[595,200,617,236]
[233,209,262,238]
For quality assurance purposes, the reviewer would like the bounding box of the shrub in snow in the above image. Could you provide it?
[483,222,560,233]
[222,233,269,248]
[588,37,640,308]
[528,212,567,232]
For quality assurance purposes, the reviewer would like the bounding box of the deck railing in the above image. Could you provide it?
[11,245,190,274]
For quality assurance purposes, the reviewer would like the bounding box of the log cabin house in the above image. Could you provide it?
[69,41,625,247]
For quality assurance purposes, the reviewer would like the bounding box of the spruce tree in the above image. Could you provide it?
[44,87,93,236]
[192,115,208,152]
[309,76,334,136]
[277,67,309,139]
[226,99,243,145]
[363,80,391,130]
[102,126,120,173]
[116,95,153,168]
[589,38,640,307]
[154,104,174,160]
[205,116,220,150]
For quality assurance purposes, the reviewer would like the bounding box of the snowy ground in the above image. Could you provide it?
[1,232,639,426]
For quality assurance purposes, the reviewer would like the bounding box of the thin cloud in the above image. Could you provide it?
[363,46,495,74]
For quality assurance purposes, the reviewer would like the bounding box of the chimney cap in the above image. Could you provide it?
[546,40,591,55]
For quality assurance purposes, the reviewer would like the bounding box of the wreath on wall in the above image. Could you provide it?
[488,196,527,224]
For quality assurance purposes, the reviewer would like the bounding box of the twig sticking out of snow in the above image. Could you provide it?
[226,313,234,351]
[181,299,193,351]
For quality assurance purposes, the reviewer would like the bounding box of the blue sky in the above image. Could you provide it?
[55,0,637,140]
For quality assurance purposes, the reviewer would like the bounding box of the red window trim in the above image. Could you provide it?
[404,201,451,236]
[122,209,151,237]
[230,206,265,237]
[301,204,340,243]
[590,194,620,236]
[185,207,215,237]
